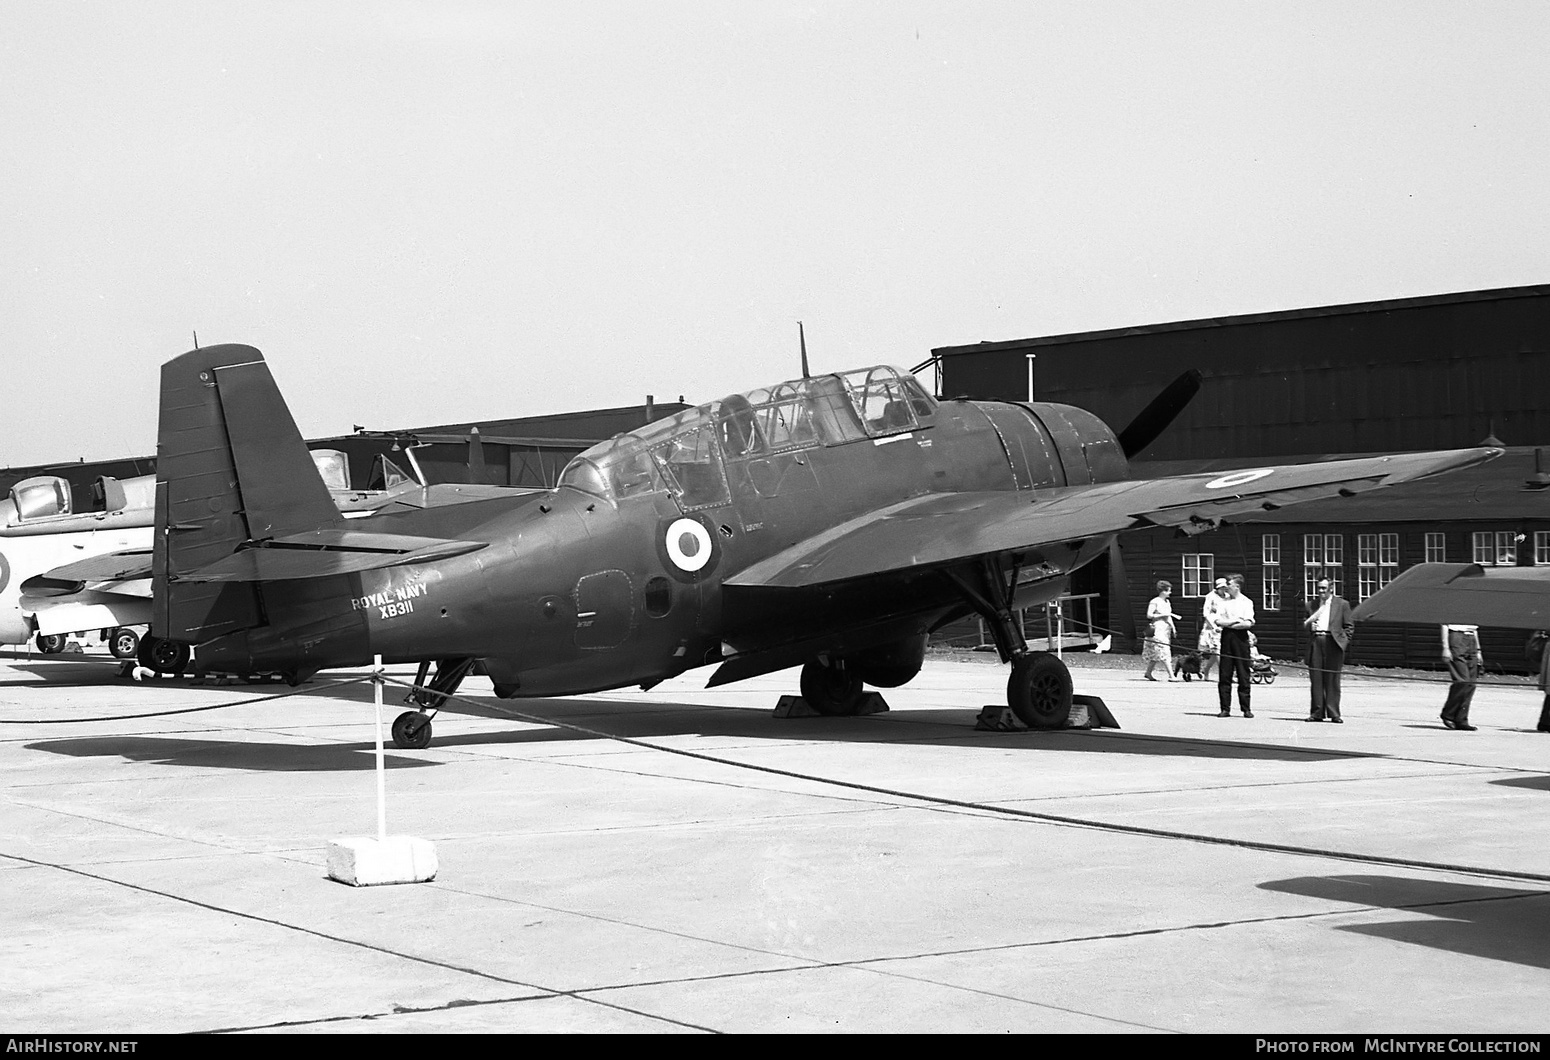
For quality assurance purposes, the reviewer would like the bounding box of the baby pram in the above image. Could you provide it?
[1249,655,1277,684]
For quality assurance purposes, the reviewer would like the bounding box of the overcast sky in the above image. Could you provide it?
[3,1,1548,468]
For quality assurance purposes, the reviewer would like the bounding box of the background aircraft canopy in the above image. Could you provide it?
[557,366,935,505]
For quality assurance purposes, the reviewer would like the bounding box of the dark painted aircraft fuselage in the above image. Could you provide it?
[197,385,1129,693]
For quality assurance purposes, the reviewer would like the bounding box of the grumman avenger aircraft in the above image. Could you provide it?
[113,344,1497,748]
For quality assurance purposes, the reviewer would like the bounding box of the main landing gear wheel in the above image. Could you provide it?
[136,635,191,677]
[392,710,433,750]
[34,633,67,654]
[1007,652,1073,730]
[109,627,140,660]
[800,658,866,716]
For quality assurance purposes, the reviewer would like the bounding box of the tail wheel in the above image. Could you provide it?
[1007,652,1073,729]
[35,633,67,654]
[137,635,191,677]
[392,710,433,749]
[800,658,865,716]
[109,627,141,660]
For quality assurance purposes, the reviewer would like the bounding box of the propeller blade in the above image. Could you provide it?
[1116,369,1202,458]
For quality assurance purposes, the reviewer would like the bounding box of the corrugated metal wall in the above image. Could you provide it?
[937,287,1550,459]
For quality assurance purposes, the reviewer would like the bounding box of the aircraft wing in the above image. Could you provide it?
[727,447,1500,590]
[1351,563,1550,630]
[31,549,154,587]
[26,590,152,637]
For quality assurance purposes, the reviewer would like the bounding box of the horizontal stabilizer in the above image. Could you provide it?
[1352,563,1550,630]
[178,532,487,582]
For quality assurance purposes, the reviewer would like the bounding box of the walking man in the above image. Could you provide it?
[1440,624,1483,731]
[1214,574,1256,718]
[1302,579,1354,723]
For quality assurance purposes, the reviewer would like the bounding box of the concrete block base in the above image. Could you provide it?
[773,692,890,718]
[326,836,438,886]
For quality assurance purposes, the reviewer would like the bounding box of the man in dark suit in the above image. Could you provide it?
[1303,578,1355,722]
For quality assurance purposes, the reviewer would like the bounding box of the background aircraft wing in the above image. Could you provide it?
[1351,563,1550,629]
[31,549,154,588]
[727,447,1500,590]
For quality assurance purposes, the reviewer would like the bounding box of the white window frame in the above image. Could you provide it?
[1536,531,1549,566]
[1357,532,1400,602]
[1425,532,1446,564]
[1304,533,1344,600]
[1473,530,1519,566]
[1261,534,1280,611]
[1182,554,1215,599]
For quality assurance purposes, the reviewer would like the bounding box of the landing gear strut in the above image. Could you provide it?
[947,556,1076,729]
[392,657,476,749]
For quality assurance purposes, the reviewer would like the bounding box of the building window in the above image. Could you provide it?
[1303,534,1344,600]
[1473,531,1518,566]
[1536,531,1550,565]
[1358,532,1400,601]
[1425,533,1446,563]
[1261,534,1280,611]
[1182,554,1215,598]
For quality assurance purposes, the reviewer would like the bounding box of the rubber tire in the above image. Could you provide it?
[1007,652,1073,730]
[392,711,433,750]
[109,627,140,660]
[800,659,866,716]
[138,635,191,677]
[35,633,67,654]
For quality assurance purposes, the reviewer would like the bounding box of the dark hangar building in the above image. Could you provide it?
[930,283,1550,671]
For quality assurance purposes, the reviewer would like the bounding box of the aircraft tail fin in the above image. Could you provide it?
[153,344,344,643]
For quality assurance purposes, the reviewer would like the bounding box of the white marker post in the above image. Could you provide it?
[325,656,438,886]
[374,655,387,840]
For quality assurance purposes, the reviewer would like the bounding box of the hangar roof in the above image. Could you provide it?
[930,282,1550,358]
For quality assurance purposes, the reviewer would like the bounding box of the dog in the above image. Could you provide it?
[1177,651,1203,681]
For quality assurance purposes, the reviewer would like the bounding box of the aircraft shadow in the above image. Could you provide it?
[1260,874,1550,971]
[16,683,1382,767]
[1489,774,1550,792]
[25,735,437,773]
[415,696,1380,762]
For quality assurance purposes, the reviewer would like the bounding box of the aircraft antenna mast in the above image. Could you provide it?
[192,330,199,350]
[799,321,810,379]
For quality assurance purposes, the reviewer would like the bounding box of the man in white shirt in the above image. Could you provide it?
[1213,574,1257,718]
[1440,624,1483,731]
[1302,579,1355,723]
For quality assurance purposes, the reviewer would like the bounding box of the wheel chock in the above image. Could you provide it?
[1074,694,1120,729]
[975,695,1120,732]
[326,836,438,886]
[773,692,890,718]
[774,696,821,717]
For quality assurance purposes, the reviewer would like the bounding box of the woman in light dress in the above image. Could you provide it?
[1143,580,1177,681]
[1197,578,1227,681]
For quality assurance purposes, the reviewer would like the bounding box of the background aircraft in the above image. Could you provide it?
[1352,562,1550,629]
[121,344,1496,747]
[0,472,153,656]
[8,447,532,666]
